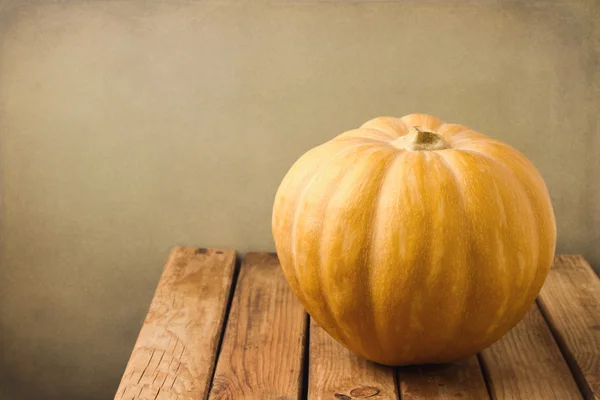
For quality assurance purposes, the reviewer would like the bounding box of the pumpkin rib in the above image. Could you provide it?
[476,156,512,336]
[397,151,482,363]
[457,148,543,331]
[406,152,438,359]
[361,146,402,358]
[314,146,379,350]
[288,141,374,332]
[435,150,531,356]
[317,144,399,357]
[481,151,539,337]
[430,151,482,360]
[384,151,433,362]
[365,149,406,358]
[394,152,425,361]
[465,141,556,226]
[311,155,363,347]
[403,150,469,363]
[367,151,422,362]
[289,141,374,262]
[458,147,547,318]
[273,142,339,308]
[432,151,473,356]
[359,147,404,358]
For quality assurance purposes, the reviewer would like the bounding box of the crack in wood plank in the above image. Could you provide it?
[114,247,236,400]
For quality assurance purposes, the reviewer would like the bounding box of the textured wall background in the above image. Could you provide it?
[0,0,599,398]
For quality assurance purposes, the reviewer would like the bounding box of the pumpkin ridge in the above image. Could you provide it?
[313,146,381,345]
[367,151,420,362]
[394,152,432,361]
[317,145,397,355]
[289,141,372,328]
[480,165,511,336]
[448,150,540,347]
[289,142,374,263]
[432,151,472,355]
[364,150,405,358]
[458,147,547,317]
[433,151,512,355]
[273,142,336,307]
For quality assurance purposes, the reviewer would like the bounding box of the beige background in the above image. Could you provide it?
[0,0,599,398]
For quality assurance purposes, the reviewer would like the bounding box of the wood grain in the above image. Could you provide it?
[398,356,489,400]
[308,320,399,400]
[538,255,600,400]
[114,247,237,400]
[479,304,582,400]
[208,252,308,400]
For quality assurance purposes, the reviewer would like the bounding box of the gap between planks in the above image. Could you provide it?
[205,251,243,399]
[208,252,308,399]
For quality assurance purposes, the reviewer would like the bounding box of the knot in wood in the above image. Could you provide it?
[350,386,380,398]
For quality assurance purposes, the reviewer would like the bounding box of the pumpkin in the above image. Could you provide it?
[271,113,556,366]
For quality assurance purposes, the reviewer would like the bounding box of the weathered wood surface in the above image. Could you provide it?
[480,304,582,400]
[208,252,308,400]
[115,247,236,400]
[116,252,600,399]
[399,356,489,400]
[538,255,600,400]
[308,320,399,400]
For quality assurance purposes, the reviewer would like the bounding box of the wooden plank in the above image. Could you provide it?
[114,247,236,400]
[308,320,399,400]
[479,304,582,400]
[538,255,600,400]
[208,252,307,400]
[398,356,489,399]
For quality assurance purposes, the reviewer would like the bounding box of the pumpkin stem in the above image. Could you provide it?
[391,126,451,151]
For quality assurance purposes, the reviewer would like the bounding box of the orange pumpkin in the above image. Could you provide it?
[272,113,556,366]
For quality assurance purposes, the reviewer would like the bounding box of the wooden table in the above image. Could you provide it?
[114,248,600,400]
